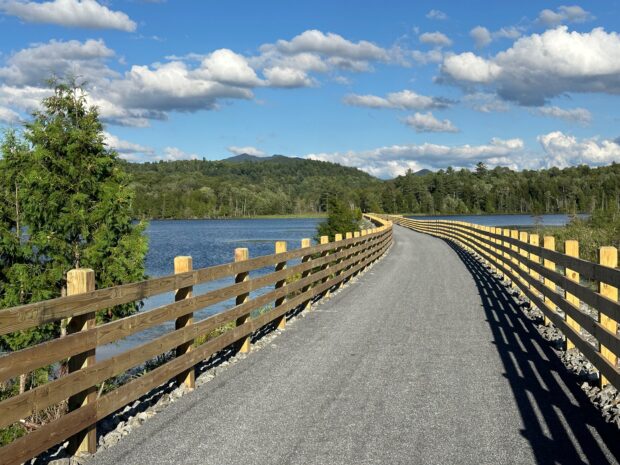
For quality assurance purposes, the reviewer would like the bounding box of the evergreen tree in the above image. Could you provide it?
[317,196,362,240]
[0,80,148,356]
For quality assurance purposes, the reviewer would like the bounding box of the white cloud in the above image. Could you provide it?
[442,52,501,83]
[0,0,136,31]
[0,38,116,86]
[426,9,447,20]
[410,49,444,65]
[419,31,452,48]
[537,5,594,26]
[470,25,523,48]
[270,30,388,61]
[343,89,451,110]
[538,131,620,167]
[195,49,262,87]
[470,26,492,48]
[441,27,620,105]
[160,146,199,161]
[0,106,20,123]
[535,106,591,124]
[306,137,525,178]
[253,30,393,83]
[227,146,266,157]
[263,66,314,88]
[103,131,154,160]
[403,112,459,133]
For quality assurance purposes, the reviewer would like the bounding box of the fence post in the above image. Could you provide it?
[174,256,195,389]
[333,233,344,290]
[543,236,556,327]
[565,240,581,350]
[234,248,251,353]
[352,231,361,277]
[599,246,618,387]
[300,238,312,310]
[274,241,287,330]
[345,232,353,281]
[518,231,529,289]
[529,234,540,300]
[503,229,512,284]
[67,268,97,455]
[320,236,330,296]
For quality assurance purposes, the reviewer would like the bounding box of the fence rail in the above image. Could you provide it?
[0,214,392,465]
[386,215,619,392]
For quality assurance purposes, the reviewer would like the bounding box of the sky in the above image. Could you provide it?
[1,0,620,178]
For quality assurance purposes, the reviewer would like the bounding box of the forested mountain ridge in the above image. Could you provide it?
[124,155,620,219]
[125,155,383,218]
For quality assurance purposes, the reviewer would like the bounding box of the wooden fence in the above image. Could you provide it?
[387,215,620,391]
[0,214,392,465]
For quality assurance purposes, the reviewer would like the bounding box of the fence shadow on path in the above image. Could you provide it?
[445,239,620,465]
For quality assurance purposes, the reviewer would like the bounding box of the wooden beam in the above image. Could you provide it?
[599,246,618,387]
[66,268,97,455]
[274,241,287,329]
[234,248,251,353]
[174,256,195,389]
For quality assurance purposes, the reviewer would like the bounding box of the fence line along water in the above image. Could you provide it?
[0,214,392,465]
[386,215,620,390]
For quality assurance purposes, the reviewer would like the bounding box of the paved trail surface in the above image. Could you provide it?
[92,226,620,465]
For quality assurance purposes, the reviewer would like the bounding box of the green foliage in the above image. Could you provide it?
[0,80,148,354]
[537,206,620,263]
[317,196,362,240]
[124,156,383,218]
[382,163,620,216]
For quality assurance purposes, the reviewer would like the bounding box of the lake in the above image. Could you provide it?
[97,218,322,360]
[405,213,588,227]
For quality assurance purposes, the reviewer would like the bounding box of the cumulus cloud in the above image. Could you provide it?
[441,27,620,105]
[470,26,492,48]
[252,30,394,84]
[0,38,116,86]
[0,0,137,31]
[403,112,459,133]
[227,146,266,156]
[426,9,447,20]
[103,131,154,160]
[263,66,314,88]
[195,49,262,87]
[538,131,620,167]
[343,89,452,111]
[535,106,591,124]
[537,5,594,26]
[470,26,523,48]
[442,52,501,83]
[306,137,525,178]
[270,30,388,61]
[161,146,199,161]
[419,31,452,48]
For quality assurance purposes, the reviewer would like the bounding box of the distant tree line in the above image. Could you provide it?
[126,159,620,218]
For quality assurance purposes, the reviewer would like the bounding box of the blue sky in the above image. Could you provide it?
[1,1,620,177]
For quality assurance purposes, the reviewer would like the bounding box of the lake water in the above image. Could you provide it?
[405,213,588,227]
[97,218,321,360]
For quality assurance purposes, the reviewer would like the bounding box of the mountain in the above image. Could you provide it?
[223,153,280,163]
[124,155,383,219]
[413,169,432,176]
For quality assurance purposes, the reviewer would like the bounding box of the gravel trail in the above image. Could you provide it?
[90,226,620,465]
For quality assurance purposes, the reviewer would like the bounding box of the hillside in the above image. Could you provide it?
[125,155,384,218]
[124,154,620,219]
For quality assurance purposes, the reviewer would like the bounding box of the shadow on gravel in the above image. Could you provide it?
[445,240,620,465]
